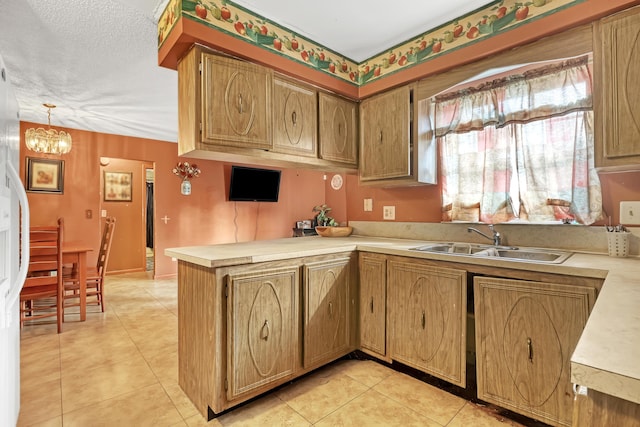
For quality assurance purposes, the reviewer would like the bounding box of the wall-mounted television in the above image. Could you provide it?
[229,166,281,202]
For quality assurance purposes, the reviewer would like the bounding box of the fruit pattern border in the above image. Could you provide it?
[159,0,585,87]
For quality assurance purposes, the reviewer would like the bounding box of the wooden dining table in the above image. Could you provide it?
[62,241,93,321]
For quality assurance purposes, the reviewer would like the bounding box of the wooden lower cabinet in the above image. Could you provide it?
[358,253,387,358]
[178,250,600,423]
[573,388,640,427]
[226,266,299,400]
[177,252,356,419]
[388,258,467,387]
[474,277,596,427]
[303,255,356,369]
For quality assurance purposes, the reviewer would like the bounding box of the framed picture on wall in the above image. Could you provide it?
[25,157,64,194]
[104,171,132,201]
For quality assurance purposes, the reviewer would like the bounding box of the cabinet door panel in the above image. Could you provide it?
[388,259,466,387]
[359,253,386,356]
[595,6,640,169]
[304,257,352,368]
[359,86,411,181]
[407,277,446,363]
[318,93,358,165]
[227,267,298,400]
[272,77,317,156]
[474,277,595,426]
[502,295,563,406]
[202,54,272,149]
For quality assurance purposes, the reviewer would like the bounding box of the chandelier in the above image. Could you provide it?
[24,103,72,154]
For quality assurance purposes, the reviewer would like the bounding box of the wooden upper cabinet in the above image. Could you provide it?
[318,92,358,166]
[594,6,640,171]
[360,85,411,182]
[272,76,317,157]
[358,84,436,186]
[200,53,272,149]
[177,46,357,172]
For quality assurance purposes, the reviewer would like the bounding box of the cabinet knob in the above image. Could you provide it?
[261,319,270,340]
[527,337,533,363]
[370,297,374,313]
[291,111,297,125]
[329,301,333,317]
[378,130,383,143]
[421,310,426,329]
[238,94,244,114]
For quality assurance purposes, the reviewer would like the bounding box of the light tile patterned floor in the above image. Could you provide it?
[18,272,527,426]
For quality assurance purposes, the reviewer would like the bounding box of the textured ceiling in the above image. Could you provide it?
[0,0,492,143]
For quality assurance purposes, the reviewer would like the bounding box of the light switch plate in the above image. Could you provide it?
[364,198,373,212]
[620,201,640,225]
[383,206,395,220]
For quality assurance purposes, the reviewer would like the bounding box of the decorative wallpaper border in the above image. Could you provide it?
[159,0,585,87]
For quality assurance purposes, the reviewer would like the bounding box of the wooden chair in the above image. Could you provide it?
[64,217,116,312]
[21,218,64,333]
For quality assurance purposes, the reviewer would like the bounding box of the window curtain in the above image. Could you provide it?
[437,56,602,224]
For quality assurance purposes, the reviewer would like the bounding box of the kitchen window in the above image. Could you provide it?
[436,55,602,225]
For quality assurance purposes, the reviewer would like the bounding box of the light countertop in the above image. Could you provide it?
[166,234,640,405]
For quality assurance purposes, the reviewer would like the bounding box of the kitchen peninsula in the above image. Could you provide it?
[166,223,640,426]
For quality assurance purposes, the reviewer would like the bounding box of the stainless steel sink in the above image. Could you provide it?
[410,242,572,264]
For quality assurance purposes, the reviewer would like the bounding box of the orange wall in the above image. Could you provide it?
[345,170,640,226]
[20,122,328,278]
[346,175,443,223]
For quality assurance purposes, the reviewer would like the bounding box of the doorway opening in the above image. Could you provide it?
[145,167,154,273]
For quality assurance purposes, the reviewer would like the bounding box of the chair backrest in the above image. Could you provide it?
[96,217,116,276]
[25,218,64,287]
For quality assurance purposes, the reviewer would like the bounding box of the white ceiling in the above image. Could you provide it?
[0,0,492,143]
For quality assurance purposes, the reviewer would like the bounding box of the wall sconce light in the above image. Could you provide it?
[25,103,72,154]
[172,162,201,195]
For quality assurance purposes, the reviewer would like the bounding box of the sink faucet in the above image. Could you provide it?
[467,224,501,246]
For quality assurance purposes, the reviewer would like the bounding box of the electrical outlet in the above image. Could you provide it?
[620,201,640,225]
[364,198,373,212]
[383,206,395,220]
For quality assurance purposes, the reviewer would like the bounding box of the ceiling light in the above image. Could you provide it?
[25,103,72,154]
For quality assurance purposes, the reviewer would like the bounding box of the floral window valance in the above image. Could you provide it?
[434,56,592,137]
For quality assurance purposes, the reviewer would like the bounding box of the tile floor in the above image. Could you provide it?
[18,272,529,426]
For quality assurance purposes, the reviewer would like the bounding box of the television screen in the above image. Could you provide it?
[229,166,281,202]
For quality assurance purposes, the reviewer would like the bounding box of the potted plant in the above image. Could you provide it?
[312,204,352,237]
[312,204,338,226]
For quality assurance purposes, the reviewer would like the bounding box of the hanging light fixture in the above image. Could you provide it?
[24,103,72,154]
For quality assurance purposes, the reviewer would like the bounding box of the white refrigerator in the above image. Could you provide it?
[0,52,30,427]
